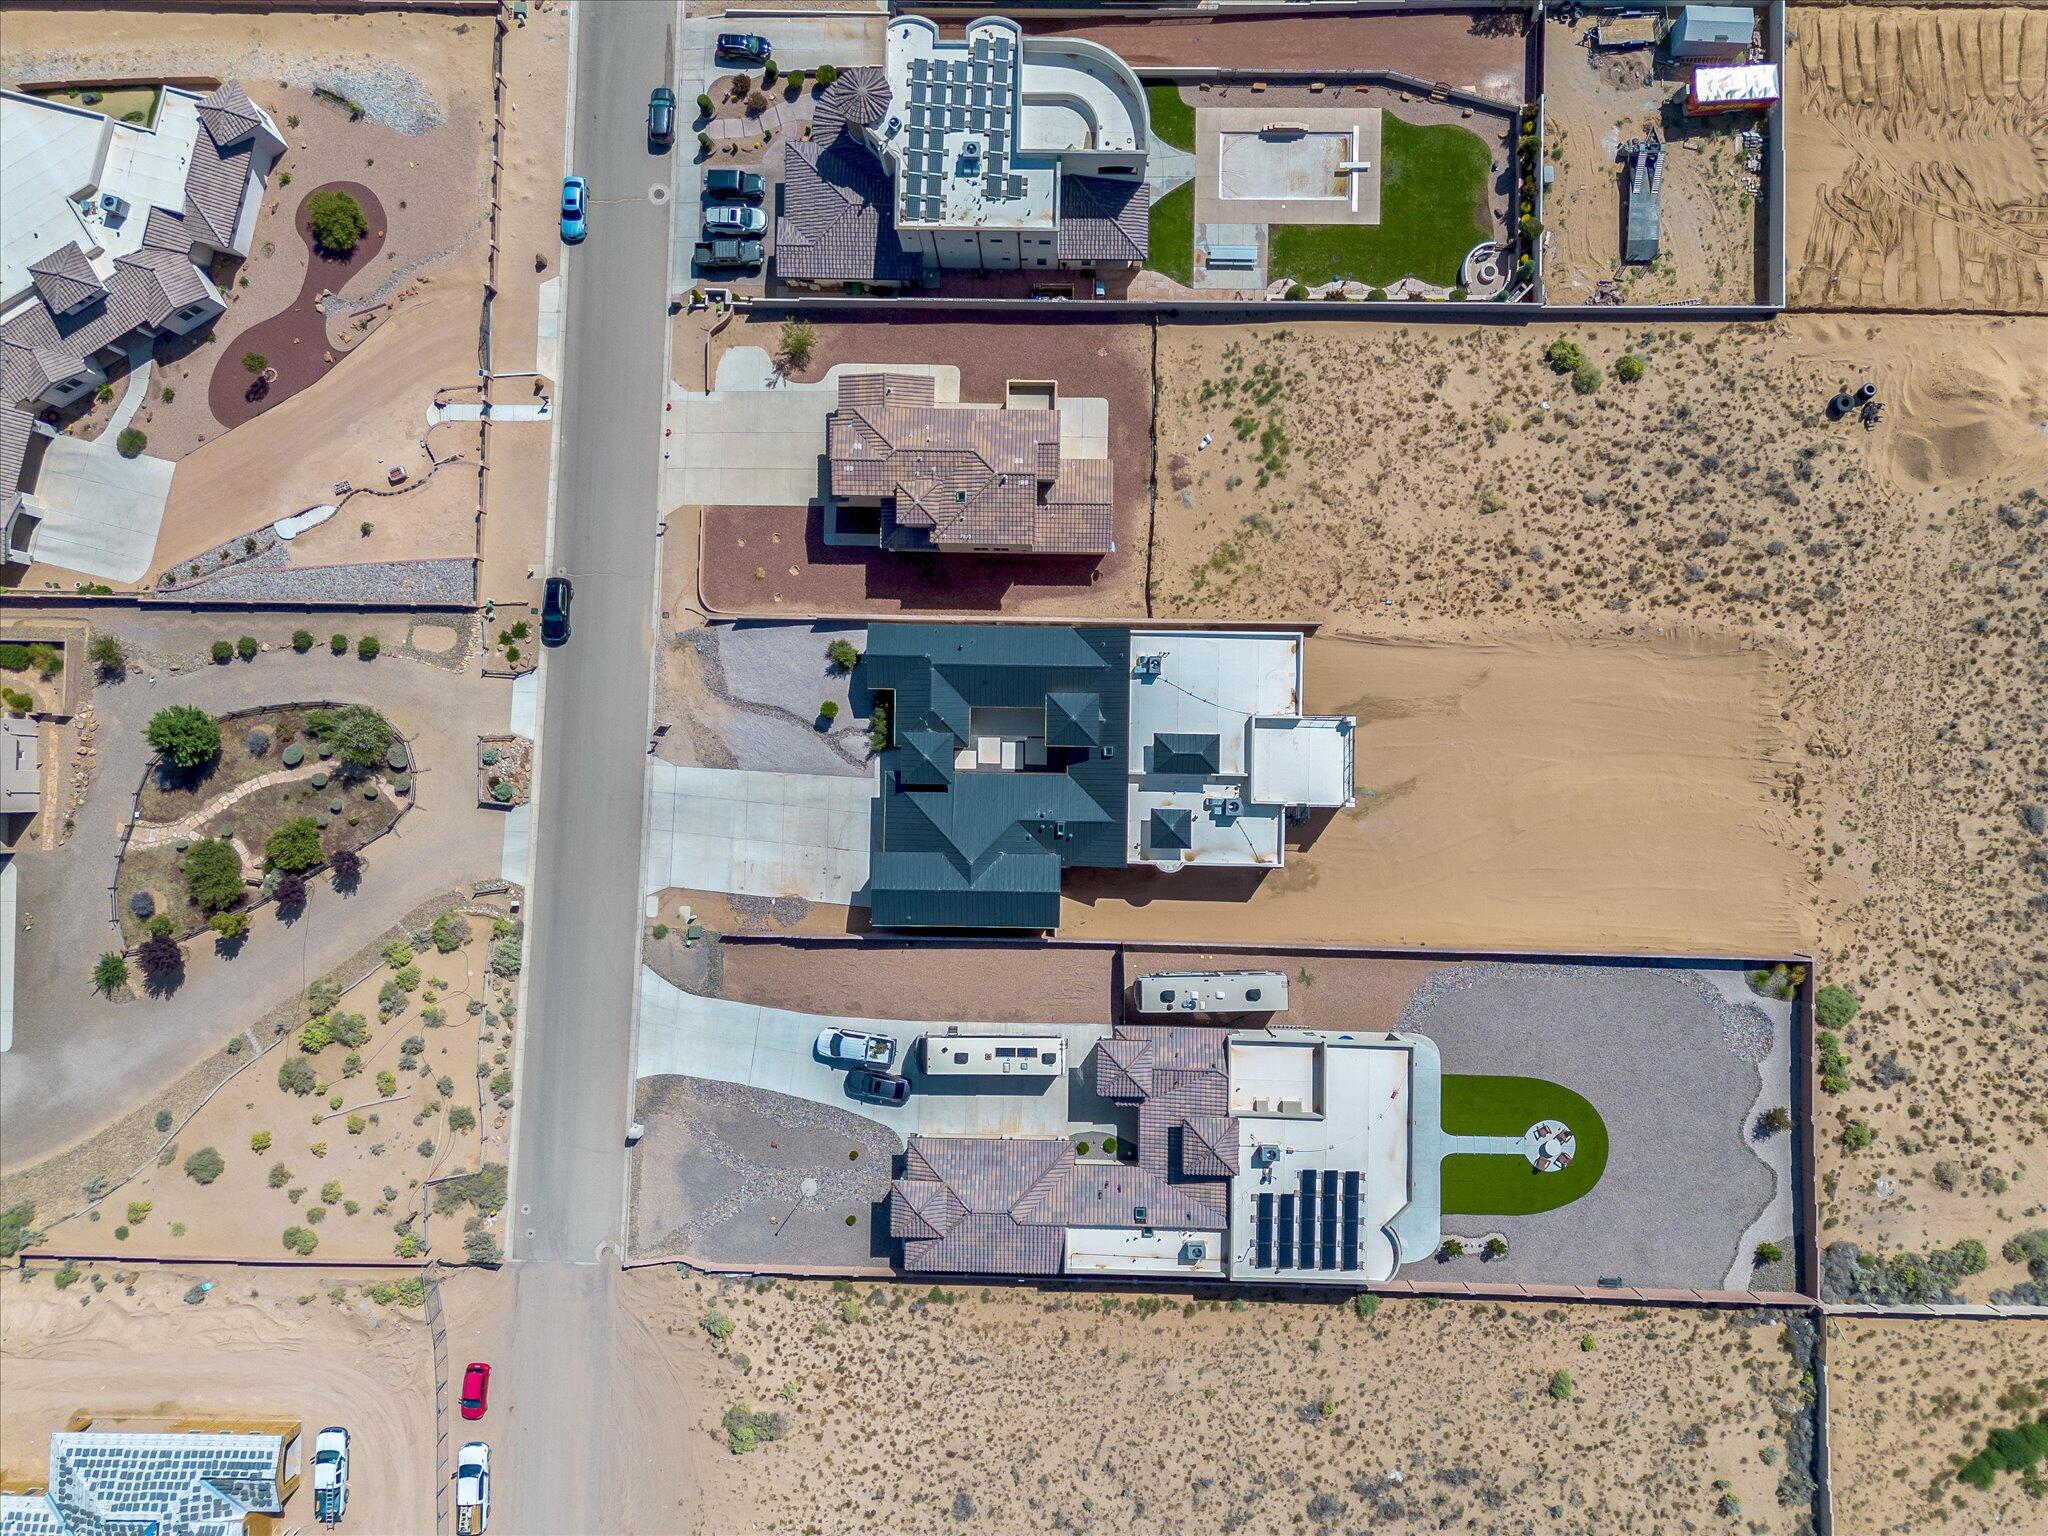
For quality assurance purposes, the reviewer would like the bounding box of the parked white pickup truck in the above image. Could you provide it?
[313,1426,349,1525]
[815,1029,895,1068]
[455,1441,491,1534]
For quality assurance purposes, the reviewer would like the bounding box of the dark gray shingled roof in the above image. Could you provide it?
[28,243,104,314]
[1056,175,1150,264]
[890,1025,1235,1276]
[194,81,263,146]
[858,624,1131,929]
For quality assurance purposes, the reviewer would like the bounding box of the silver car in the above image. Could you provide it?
[704,203,768,237]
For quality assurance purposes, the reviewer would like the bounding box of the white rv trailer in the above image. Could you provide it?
[1135,971,1290,1016]
[920,1030,1068,1077]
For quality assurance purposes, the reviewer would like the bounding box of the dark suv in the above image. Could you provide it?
[715,33,771,64]
[703,168,765,201]
[647,86,676,149]
[848,1070,911,1106]
[540,576,572,647]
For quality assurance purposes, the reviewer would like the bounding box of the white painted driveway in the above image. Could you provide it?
[23,436,174,582]
[636,971,1118,1138]
[644,760,872,904]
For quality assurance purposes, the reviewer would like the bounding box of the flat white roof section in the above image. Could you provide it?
[1248,715,1356,809]
[0,92,109,305]
[1227,1031,1426,1285]
[96,90,205,264]
[1063,1225,1225,1276]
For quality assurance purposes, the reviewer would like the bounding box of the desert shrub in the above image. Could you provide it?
[1548,1370,1574,1400]
[330,633,348,655]
[1817,1029,1849,1093]
[183,1146,225,1184]
[0,1204,45,1258]
[268,1161,292,1188]
[306,189,369,255]
[242,350,268,374]
[93,952,130,994]
[1352,1293,1380,1320]
[826,638,860,672]
[210,909,249,942]
[779,318,817,369]
[282,1225,320,1255]
[377,1070,398,1096]
[1759,1106,1793,1134]
[128,890,155,919]
[211,640,234,665]
[146,705,221,769]
[1542,339,1583,374]
[1841,1119,1873,1150]
[183,838,245,912]
[88,633,127,675]
[277,1055,318,1095]
[1613,354,1645,383]
[251,1131,272,1153]
[236,635,259,662]
[1755,1241,1784,1265]
[722,1403,789,1454]
[464,1228,502,1266]
[1815,984,1860,1031]
[266,816,325,873]
[292,629,315,652]
[306,705,395,774]
[1571,361,1602,396]
[431,909,472,953]
[701,1310,735,1341]
[489,933,522,977]
[447,1105,476,1134]
[357,635,381,661]
[117,427,147,458]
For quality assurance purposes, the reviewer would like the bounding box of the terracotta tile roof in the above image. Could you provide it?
[183,123,256,250]
[1057,175,1149,264]
[28,242,104,313]
[775,128,924,287]
[827,372,1113,553]
[195,81,263,146]
[1,401,35,526]
[141,206,193,252]
[1093,1036,1153,1100]
[1180,1113,1241,1178]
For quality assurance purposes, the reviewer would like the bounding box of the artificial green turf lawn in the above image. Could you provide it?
[1147,83,1197,153]
[1147,178,1195,287]
[1438,1074,1609,1217]
[1266,113,1493,290]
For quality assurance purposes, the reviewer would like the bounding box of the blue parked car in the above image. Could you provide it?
[560,175,587,243]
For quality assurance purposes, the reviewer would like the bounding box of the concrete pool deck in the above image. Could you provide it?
[1195,105,1383,229]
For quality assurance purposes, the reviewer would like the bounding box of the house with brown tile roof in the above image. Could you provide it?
[774,19,1151,289]
[827,372,1114,555]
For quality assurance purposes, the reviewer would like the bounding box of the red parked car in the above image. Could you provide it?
[460,1362,492,1420]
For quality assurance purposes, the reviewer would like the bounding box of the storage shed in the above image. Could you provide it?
[1668,5,1756,59]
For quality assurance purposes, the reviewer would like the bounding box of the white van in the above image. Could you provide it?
[920,1032,1067,1077]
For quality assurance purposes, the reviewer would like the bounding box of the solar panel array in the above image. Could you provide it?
[899,28,1024,223]
[29,1431,286,1536]
[1250,1170,1364,1272]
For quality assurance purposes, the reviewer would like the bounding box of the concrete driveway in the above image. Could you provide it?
[636,970,1119,1139]
[644,760,872,905]
[20,436,175,583]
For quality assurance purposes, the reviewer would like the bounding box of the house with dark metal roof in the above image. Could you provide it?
[889,1024,1439,1283]
[775,18,1150,289]
[857,624,1357,931]
[826,372,1113,554]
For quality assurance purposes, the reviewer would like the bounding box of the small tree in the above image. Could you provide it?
[815,64,839,88]
[277,1055,317,1095]
[1542,339,1583,374]
[137,932,183,978]
[211,639,234,665]
[183,1146,226,1184]
[265,816,325,873]
[357,635,381,661]
[826,637,860,673]
[210,909,249,942]
[305,705,395,774]
[242,350,269,374]
[282,1225,320,1255]
[695,92,714,116]
[291,629,315,652]
[305,189,369,255]
[274,871,309,908]
[87,632,127,677]
[330,633,348,655]
[146,705,221,769]
[1759,1106,1793,1135]
[182,838,246,912]
[779,318,817,370]
[93,952,130,993]
[117,427,147,458]
[330,846,362,887]
[236,635,259,662]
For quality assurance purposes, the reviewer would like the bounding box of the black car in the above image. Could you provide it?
[540,576,572,647]
[847,1070,911,1106]
[703,168,765,201]
[715,32,771,64]
[647,86,676,149]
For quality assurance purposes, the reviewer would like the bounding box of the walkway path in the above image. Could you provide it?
[126,761,323,849]
[2,614,510,1171]
[106,339,154,436]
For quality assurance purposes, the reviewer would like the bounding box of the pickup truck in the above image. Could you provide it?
[694,238,764,271]
[455,1441,491,1535]
[816,1029,896,1067]
[313,1426,349,1525]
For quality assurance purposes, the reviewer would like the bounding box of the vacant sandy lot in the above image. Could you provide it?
[1827,1318,2048,1534]
[1148,314,2048,1289]
[661,1273,1816,1535]
[1787,8,2048,311]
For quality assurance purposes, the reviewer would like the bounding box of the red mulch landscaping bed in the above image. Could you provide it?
[207,181,388,430]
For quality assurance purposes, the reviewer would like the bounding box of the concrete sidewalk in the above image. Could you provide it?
[636,970,1117,1139]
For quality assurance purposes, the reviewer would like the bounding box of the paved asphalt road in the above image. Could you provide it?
[500,3,675,1532]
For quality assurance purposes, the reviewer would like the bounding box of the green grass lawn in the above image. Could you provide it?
[1147,83,1197,153]
[1147,178,1194,287]
[1439,1074,1609,1217]
[1267,113,1493,290]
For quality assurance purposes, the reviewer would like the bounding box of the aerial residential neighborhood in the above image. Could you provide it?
[1,3,2044,1535]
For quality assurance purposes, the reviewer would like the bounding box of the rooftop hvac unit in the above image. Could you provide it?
[1178,1240,1208,1265]
[100,192,132,221]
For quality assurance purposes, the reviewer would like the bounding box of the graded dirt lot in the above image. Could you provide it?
[650,1273,1816,1536]
[1146,315,2048,1293]
[1827,1318,2048,1535]
[1786,7,2048,311]
[1541,17,1762,303]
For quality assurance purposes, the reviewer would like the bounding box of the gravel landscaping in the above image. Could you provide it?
[165,554,475,606]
